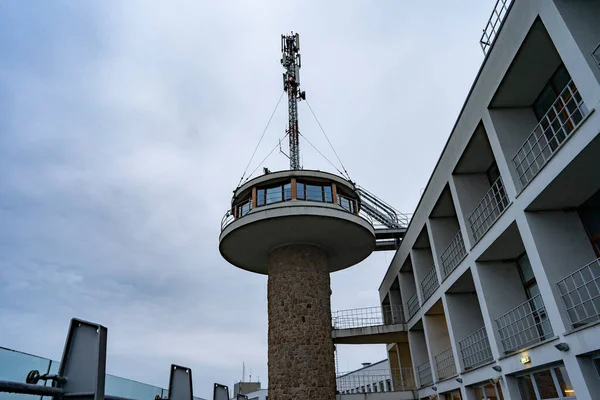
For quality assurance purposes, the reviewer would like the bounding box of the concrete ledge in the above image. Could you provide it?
[332,324,408,344]
[336,391,416,400]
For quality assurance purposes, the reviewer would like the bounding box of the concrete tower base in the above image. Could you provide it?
[267,244,336,400]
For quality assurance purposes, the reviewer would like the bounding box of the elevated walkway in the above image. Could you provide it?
[355,187,410,251]
[332,305,407,344]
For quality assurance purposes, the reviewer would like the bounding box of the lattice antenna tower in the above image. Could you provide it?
[281,32,306,170]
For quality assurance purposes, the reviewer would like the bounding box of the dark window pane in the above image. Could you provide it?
[297,182,305,199]
[534,84,559,120]
[517,375,537,400]
[517,253,535,283]
[306,184,323,201]
[284,183,292,200]
[257,189,265,206]
[551,64,571,94]
[266,186,282,204]
[554,366,576,397]
[324,186,333,203]
[533,369,558,399]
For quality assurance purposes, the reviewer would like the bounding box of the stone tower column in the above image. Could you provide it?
[267,244,336,400]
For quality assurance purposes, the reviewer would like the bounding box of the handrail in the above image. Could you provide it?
[556,257,600,328]
[512,79,588,188]
[420,266,439,302]
[416,360,433,387]
[434,347,457,380]
[495,294,553,353]
[440,229,467,280]
[332,304,405,330]
[458,326,493,370]
[407,291,420,319]
[467,176,509,242]
[336,367,416,393]
[480,0,512,54]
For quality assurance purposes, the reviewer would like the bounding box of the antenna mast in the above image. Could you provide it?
[281,32,306,170]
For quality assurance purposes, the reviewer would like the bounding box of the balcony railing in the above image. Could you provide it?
[458,326,493,370]
[480,0,512,54]
[556,257,600,328]
[416,360,433,387]
[512,79,589,188]
[468,176,509,242]
[434,347,457,381]
[407,291,420,319]
[420,266,439,302]
[332,304,405,330]
[336,368,416,393]
[440,230,467,280]
[495,294,553,353]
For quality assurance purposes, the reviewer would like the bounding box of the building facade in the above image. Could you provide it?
[375,0,600,399]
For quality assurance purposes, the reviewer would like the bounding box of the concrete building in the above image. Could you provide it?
[363,0,600,399]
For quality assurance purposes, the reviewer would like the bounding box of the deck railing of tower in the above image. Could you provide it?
[458,326,493,370]
[495,294,553,353]
[331,304,405,330]
[416,360,433,387]
[440,230,467,280]
[406,291,420,319]
[468,176,510,242]
[556,257,600,328]
[420,266,439,302]
[480,0,512,54]
[512,80,588,188]
[336,368,416,393]
[434,347,457,381]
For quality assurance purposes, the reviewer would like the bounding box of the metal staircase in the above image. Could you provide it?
[356,186,411,251]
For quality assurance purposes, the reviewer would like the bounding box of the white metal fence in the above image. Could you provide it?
[332,304,405,330]
[458,326,493,370]
[434,347,457,381]
[512,80,588,188]
[468,176,509,242]
[420,266,440,302]
[495,294,553,353]
[336,368,416,393]
[480,0,512,54]
[557,257,600,328]
[416,360,433,387]
[440,230,467,280]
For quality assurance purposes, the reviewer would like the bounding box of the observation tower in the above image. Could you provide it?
[219,33,408,400]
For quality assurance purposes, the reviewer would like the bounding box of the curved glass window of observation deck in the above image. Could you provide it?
[221,172,361,232]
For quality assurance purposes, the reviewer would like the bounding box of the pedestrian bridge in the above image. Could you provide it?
[332,305,407,345]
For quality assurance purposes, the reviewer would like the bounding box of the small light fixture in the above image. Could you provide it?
[456,378,463,383]
[492,365,502,372]
[520,356,531,364]
[432,386,437,391]
[555,342,570,352]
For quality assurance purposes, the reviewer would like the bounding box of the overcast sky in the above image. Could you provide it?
[1,1,492,398]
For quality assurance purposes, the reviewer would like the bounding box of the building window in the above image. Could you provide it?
[296,181,333,203]
[516,365,575,399]
[473,381,504,399]
[234,197,252,218]
[257,182,292,206]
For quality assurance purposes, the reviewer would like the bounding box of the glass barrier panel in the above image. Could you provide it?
[0,347,52,400]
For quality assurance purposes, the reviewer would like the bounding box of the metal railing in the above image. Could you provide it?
[407,291,420,319]
[416,360,433,387]
[480,0,512,54]
[512,79,588,188]
[434,347,457,381]
[336,368,416,393]
[420,266,439,302]
[495,294,553,353]
[557,257,600,328]
[459,326,493,370]
[440,230,467,280]
[332,304,405,330]
[468,176,509,242]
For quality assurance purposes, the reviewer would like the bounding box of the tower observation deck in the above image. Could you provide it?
[218,32,409,400]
